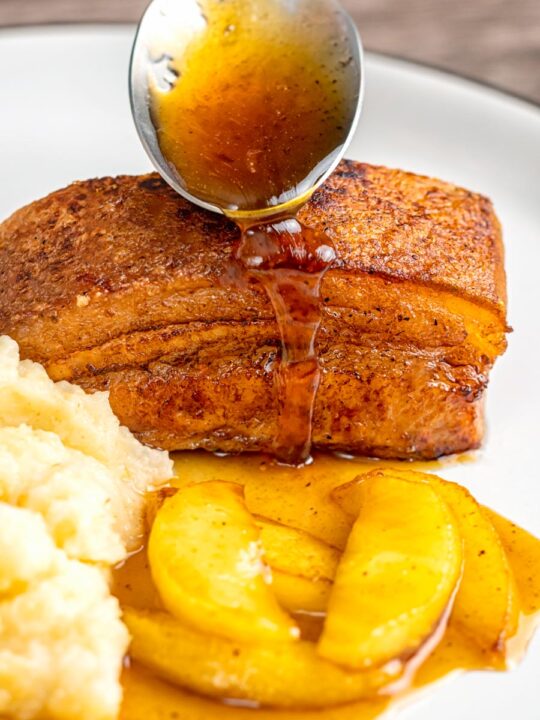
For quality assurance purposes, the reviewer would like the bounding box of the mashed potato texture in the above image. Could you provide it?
[0,336,173,720]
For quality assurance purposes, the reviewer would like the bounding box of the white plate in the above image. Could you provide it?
[0,24,539,720]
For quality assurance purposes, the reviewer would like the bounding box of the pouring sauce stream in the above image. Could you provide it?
[148,0,359,463]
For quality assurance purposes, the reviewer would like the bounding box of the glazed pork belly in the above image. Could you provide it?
[0,161,508,459]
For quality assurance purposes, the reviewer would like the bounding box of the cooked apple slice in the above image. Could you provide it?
[124,608,400,708]
[122,663,391,720]
[272,571,332,614]
[256,519,339,613]
[145,492,338,616]
[173,451,355,549]
[256,518,340,581]
[319,472,462,669]
[333,469,520,656]
[432,481,519,655]
[148,498,341,582]
[148,481,298,644]
[483,508,540,616]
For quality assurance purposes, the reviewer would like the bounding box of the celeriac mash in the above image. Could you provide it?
[0,336,172,720]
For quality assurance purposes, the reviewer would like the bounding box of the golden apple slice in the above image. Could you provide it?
[148,499,340,582]
[255,519,338,613]
[122,663,390,720]
[148,481,298,643]
[145,492,338,615]
[124,608,400,708]
[319,472,462,669]
[172,451,356,549]
[483,508,540,616]
[432,481,519,655]
[272,571,333,613]
[333,469,520,657]
[256,518,340,581]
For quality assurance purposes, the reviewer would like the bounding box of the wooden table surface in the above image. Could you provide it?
[0,0,538,103]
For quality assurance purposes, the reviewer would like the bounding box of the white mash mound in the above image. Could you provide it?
[0,336,172,720]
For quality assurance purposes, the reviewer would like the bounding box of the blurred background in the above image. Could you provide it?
[0,0,538,102]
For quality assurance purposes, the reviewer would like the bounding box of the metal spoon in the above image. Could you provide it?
[129,0,364,217]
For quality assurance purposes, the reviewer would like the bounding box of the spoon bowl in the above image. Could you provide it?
[130,0,364,217]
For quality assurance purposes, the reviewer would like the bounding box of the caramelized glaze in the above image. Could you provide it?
[234,219,336,462]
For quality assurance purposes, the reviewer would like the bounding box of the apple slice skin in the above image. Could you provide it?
[320,473,463,670]
[123,608,399,709]
[483,508,540,617]
[433,482,519,655]
[333,469,520,656]
[148,481,298,644]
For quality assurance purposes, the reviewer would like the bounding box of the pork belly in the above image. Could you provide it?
[0,161,508,459]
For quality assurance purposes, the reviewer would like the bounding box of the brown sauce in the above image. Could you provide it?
[149,0,359,463]
[115,451,540,720]
[150,0,358,215]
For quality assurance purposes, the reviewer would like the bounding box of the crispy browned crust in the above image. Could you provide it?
[0,161,508,459]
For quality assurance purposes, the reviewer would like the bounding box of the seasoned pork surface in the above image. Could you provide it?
[0,161,508,458]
